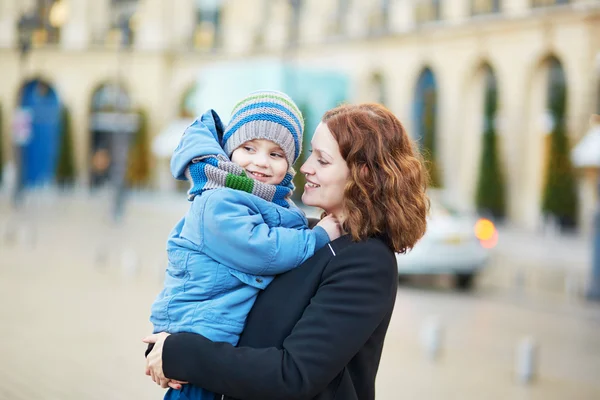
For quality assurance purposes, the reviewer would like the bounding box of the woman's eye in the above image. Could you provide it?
[317,159,328,166]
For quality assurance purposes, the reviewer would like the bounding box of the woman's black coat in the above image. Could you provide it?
[161,234,398,400]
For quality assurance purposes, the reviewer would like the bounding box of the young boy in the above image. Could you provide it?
[148,90,340,400]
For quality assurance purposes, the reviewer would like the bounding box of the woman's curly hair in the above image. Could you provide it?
[322,103,429,253]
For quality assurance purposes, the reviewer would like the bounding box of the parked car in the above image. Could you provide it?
[396,197,497,290]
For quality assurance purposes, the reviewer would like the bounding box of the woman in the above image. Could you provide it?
[145,103,429,400]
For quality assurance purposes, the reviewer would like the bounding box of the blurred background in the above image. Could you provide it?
[1,0,600,399]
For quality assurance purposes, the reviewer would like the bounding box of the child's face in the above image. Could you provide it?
[231,139,289,185]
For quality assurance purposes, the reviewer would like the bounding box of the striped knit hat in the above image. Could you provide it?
[222,90,304,168]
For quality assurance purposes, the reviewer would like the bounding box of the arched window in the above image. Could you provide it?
[471,0,500,15]
[547,57,566,122]
[413,67,441,187]
[18,79,62,186]
[483,65,498,132]
[414,68,437,144]
[89,83,132,188]
[541,56,578,229]
[475,64,506,219]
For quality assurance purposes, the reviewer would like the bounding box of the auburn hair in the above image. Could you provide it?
[322,103,429,253]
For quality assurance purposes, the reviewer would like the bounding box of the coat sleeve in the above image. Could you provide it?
[161,241,398,400]
[198,189,330,276]
[170,110,226,181]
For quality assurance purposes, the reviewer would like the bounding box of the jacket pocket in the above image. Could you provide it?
[228,269,274,290]
[166,249,188,279]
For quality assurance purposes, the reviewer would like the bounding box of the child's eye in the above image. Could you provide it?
[271,153,284,158]
[243,146,254,152]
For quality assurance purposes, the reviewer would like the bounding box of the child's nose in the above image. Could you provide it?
[254,153,269,167]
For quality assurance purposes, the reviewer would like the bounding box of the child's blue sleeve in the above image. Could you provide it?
[170,111,226,181]
[197,189,330,276]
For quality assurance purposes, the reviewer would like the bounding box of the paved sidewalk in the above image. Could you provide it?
[1,190,599,399]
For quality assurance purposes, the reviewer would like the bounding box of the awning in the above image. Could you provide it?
[152,118,195,159]
[571,125,600,168]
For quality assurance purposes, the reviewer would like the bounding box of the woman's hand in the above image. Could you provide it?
[316,215,342,241]
[143,333,188,390]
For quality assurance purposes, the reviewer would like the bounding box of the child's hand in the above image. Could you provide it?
[316,215,342,241]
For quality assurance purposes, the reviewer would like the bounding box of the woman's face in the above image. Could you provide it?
[300,122,350,217]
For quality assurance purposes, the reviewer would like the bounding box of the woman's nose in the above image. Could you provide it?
[300,159,313,175]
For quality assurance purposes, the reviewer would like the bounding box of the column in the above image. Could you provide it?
[61,0,91,49]
[0,0,19,48]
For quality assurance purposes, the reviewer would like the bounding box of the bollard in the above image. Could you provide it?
[94,245,109,268]
[516,336,538,384]
[420,315,443,361]
[514,269,526,290]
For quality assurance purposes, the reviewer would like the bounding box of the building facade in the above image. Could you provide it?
[0,0,599,231]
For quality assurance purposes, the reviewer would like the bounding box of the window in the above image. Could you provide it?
[547,57,566,121]
[369,0,391,34]
[413,67,442,186]
[471,0,500,15]
[330,0,349,36]
[108,0,138,47]
[253,0,271,48]
[194,0,222,50]
[18,0,66,47]
[531,0,569,7]
[288,0,303,47]
[482,65,498,134]
[415,0,441,24]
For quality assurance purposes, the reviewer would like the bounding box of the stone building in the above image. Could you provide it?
[0,0,599,231]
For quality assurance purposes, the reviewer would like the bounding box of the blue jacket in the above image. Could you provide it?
[150,110,330,345]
